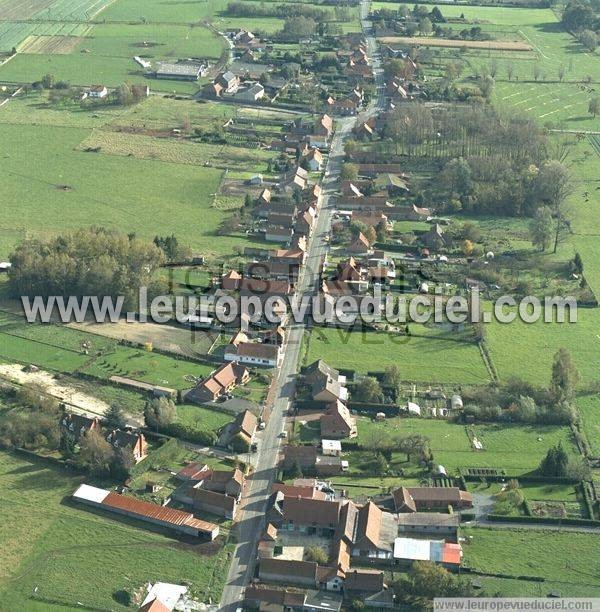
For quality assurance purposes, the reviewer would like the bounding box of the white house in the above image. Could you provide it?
[321,439,342,456]
[224,341,282,367]
[89,85,108,99]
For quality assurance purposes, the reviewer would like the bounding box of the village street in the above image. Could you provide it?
[218,3,385,606]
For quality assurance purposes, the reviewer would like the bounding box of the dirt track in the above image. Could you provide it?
[0,363,109,415]
[379,36,532,51]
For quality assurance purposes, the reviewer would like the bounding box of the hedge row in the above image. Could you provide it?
[154,423,217,446]
[487,514,600,527]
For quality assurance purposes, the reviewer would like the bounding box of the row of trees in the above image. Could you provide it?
[462,349,580,426]
[227,1,351,22]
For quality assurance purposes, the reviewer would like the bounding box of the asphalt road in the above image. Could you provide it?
[218,3,385,608]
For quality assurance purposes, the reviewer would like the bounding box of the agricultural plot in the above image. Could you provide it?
[461,528,600,594]
[0,52,149,89]
[0,451,232,610]
[305,325,490,384]
[33,0,116,21]
[484,304,600,387]
[494,81,598,130]
[0,310,212,389]
[0,21,92,52]
[100,0,228,24]
[77,129,274,170]
[380,36,531,51]
[19,35,85,54]
[565,138,600,298]
[0,0,55,20]
[81,345,213,389]
[0,123,266,257]
[354,417,576,471]
[82,22,225,61]
[109,96,237,131]
[0,91,128,128]
[577,394,600,457]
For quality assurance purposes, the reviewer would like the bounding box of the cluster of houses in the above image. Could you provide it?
[60,412,148,463]
[172,462,245,520]
[281,361,356,477]
[268,112,334,157]
[243,477,472,609]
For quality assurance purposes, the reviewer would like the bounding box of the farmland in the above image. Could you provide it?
[305,325,490,384]
[577,394,600,457]
[353,416,577,472]
[462,528,600,595]
[380,36,532,51]
[484,304,600,387]
[0,450,232,610]
[0,310,212,389]
[0,120,270,258]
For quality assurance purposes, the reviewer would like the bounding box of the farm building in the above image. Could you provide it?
[393,487,473,513]
[88,85,108,98]
[72,484,219,539]
[393,537,462,568]
[235,82,265,102]
[154,62,205,81]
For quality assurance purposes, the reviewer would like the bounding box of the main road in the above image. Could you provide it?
[218,2,385,608]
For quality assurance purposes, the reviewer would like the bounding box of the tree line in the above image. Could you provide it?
[8,227,167,310]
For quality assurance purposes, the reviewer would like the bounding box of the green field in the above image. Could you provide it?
[462,527,600,594]
[0,450,232,610]
[176,403,231,433]
[354,416,576,472]
[0,310,212,388]
[577,394,600,457]
[484,305,600,387]
[306,325,490,384]
[0,120,270,257]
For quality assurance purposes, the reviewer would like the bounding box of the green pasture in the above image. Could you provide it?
[0,450,232,610]
[306,325,490,384]
[577,394,600,457]
[0,122,267,257]
[354,416,576,472]
[81,345,212,389]
[462,527,600,590]
[484,304,600,387]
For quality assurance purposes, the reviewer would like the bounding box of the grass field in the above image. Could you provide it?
[577,394,600,457]
[0,121,271,258]
[0,450,232,610]
[484,304,600,387]
[462,527,600,592]
[380,36,531,51]
[0,310,212,388]
[306,325,490,384]
[176,403,231,434]
[354,416,576,472]
[78,129,274,170]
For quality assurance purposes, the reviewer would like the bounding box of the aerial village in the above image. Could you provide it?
[1,0,600,609]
